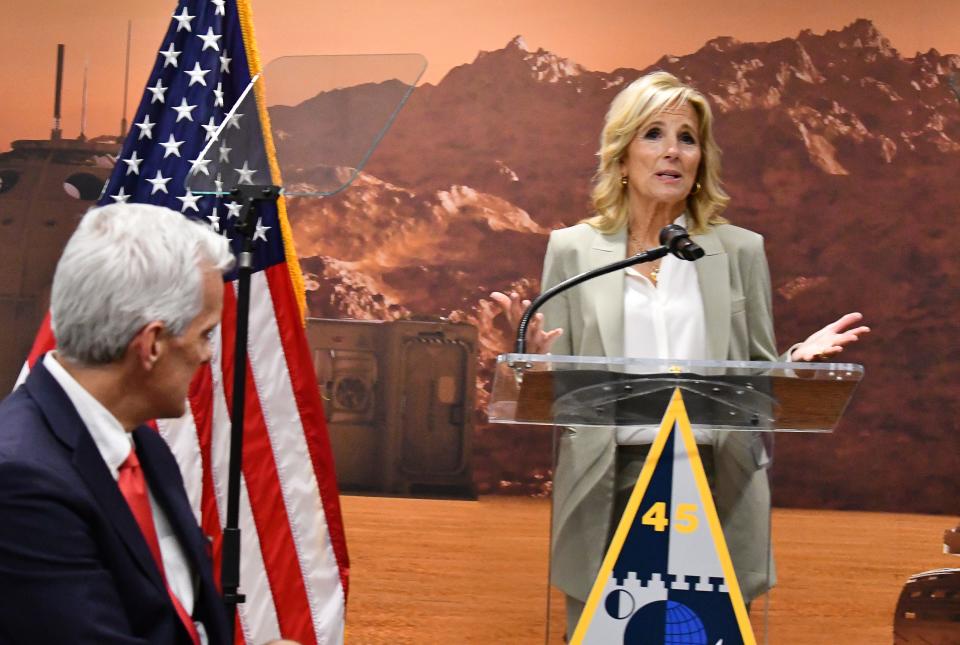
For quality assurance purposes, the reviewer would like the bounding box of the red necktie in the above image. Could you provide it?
[118,449,201,645]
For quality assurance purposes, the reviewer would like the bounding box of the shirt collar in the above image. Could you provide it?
[43,353,132,480]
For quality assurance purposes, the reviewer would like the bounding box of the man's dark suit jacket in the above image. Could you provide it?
[0,359,230,644]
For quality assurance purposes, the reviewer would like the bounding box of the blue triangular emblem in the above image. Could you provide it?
[570,389,756,645]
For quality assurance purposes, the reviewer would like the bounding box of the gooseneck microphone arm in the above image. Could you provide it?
[514,247,667,354]
[513,224,705,354]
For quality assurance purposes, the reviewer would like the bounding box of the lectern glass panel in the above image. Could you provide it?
[491,354,862,432]
[489,353,863,644]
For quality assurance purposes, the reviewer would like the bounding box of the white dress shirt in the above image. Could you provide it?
[43,353,196,616]
[617,216,712,445]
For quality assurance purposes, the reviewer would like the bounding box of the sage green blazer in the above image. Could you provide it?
[540,221,779,602]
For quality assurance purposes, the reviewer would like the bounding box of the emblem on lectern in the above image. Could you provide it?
[570,390,756,645]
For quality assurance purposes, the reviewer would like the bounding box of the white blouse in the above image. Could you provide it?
[616,223,711,445]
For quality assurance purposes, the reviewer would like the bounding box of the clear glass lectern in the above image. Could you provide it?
[489,354,863,645]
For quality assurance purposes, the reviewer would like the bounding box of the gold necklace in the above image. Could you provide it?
[628,232,662,284]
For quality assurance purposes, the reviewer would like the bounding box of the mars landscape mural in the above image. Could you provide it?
[1,8,957,514]
[280,20,959,511]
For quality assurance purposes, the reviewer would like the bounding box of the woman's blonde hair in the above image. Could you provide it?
[585,71,729,234]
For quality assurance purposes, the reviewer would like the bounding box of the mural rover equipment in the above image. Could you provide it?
[306,318,476,498]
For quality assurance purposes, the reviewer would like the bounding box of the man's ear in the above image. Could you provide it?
[127,321,166,372]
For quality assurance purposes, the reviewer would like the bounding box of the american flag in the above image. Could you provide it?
[24,0,349,643]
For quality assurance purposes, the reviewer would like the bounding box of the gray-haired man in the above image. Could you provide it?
[0,204,234,644]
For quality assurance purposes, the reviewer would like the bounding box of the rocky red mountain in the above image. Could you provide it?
[279,20,960,512]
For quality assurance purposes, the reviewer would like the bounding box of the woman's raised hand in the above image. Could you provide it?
[790,312,871,362]
[490,291,563,355]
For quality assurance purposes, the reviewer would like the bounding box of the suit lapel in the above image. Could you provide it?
[134,427,206,577]
[136,428,225,636]
[25,361,167,593]
[587,227,626,358]
[691,227,730,360]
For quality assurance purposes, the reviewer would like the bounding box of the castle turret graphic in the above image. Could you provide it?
[571,390,758,645]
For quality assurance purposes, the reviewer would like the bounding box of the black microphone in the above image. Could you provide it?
[660,223,704,261]
[514,224,704,353]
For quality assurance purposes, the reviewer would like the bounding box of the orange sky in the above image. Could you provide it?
[2,0,958,151]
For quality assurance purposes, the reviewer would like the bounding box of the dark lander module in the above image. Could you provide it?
[0,44,120,392]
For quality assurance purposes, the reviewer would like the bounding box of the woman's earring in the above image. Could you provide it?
[621,176,629,187]
[691,181,702,195]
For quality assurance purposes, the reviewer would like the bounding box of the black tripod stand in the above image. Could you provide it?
[220,184,281,642]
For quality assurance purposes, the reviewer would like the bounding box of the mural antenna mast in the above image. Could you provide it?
[120,20,131,139]
[79,57,88,142]
[51,44,64,141]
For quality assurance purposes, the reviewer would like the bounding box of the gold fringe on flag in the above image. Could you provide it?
[236,0,308,322]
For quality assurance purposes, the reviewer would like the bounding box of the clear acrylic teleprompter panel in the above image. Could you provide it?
[489,354,863,432]
[187,54,427,197]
